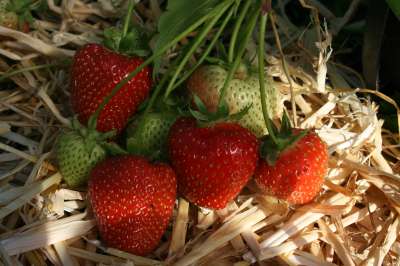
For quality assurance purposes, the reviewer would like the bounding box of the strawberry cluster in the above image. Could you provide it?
[56,41,328,256]
[55,0,328,257]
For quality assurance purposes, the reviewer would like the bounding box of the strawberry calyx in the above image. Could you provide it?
[71,118,114,149]
[189,94,251,127]
[102,0,150,57]
[259,114,308,165]
[71,117,127,156]
[256,4,308,166]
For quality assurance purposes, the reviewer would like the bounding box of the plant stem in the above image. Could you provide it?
[122,0,135,38]
[228,0,251,63]
[0,63,56,82]
[258,12,278,144]
[217,2,261,109]
[88,1,226,130]
[143,66,174,114]
[163,0,234,98]
[171,7,235,91]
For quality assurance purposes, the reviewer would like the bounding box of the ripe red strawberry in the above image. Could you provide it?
[168,117,259,209]
[88,155,176,255]
[254,130,328,205]
[70,43,151,133]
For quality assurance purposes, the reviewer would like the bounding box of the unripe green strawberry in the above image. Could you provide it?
[126,112,177,160]
[187,65,283,137]
[56,131,106,188]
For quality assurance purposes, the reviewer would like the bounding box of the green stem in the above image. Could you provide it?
[88,1,227,130]
[163,0,234,99]
[217,3,261,108]
[0,63,56,82]
[122,0,135,38]
[171,7,235,91]
[258,12,278,144]
[228,0,251,63]
[143,66,174,114]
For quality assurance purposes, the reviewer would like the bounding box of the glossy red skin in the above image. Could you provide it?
[254,131,328,205]
[71,43,151,133]
[168,117,259,209]
[88,155,176,256]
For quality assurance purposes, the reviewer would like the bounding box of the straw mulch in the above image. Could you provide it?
[0,1,400,265]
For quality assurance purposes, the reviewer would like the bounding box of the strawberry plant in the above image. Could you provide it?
[253,9,329,205]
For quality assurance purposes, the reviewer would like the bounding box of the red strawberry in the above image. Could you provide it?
[88,155,176,255]
[254,130,328,205]
[70,43,151,133]
[168,117,259,209]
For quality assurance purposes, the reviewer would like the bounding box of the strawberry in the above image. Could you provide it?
[126,111,178,160]
[56,131,106,188]
[88,155,177,255]
[187,65,283,137]
[168,117,259,209]
[254,129,328,205]
[55,118,115,188]
[70,43,151,133]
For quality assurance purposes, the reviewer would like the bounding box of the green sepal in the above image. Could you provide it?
[260,137,279,166]
[102,142,128,156]
[260,117,309,165]
[103,25,150,57]
[102,0,150,57]
[280,112,292,138]
[228,103,252,121]
[190,94,251,127]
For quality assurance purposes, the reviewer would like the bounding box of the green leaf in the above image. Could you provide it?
[153,0,221,73]
[387,0,400,20]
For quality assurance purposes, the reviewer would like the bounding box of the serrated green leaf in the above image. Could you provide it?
[153,0,221,74]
